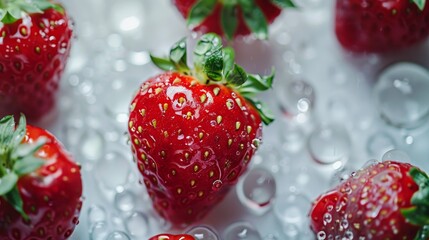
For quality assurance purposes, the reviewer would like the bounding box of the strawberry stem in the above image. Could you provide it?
[0,115,46,219]
[150,33,275,125]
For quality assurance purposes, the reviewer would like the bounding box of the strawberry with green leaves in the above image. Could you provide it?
[0,115,83,239]
[310,160,429,239]
[149,234,195,240]
[335,0,429,53]
[128,33,274,225]
[0,0,73,121]
[173,0,296,39]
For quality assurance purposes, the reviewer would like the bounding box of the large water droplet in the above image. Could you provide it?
[186,225,219,240]
[382,149,411,163]
[114,190,136,212]
[95,151,131,190]
[237,168,276,215]
[308,124,350,168]
[224,222,262,240]
[90,222,109,240]
[124,212,149,237]
[87,205,107,225]
[366,131,396,158]
[374,62,429,129]
[276,80,315,121]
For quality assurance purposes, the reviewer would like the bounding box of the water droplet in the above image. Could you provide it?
[251,139,261,150]
[344,230,353,240]
[374,62,429,129]
[212,180,223,191]
[79,128,105,161]
[341,219,349,229]
[95,151,131,190]
[125,212,149,237]
[114,190,136,212]
[224,222,262,240]
[276,80,315,119]
[87,205,107,225]
[186,225,219,240]
[317,231,326,240]
[329,167,354,187]
[308,124,350,167]
[90,222,109,240]
[404,134,414,145]
[382,149,411,163]
[237,168,276,215]
[366,131,396,158]
[106,231,131,240]
[323,213,332,225]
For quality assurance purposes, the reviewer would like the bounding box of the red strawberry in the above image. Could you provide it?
[309,160,429,239]
[173,0,296,39]
[0,115,83,239]
[335,0,429,53]
[128,33,274,225]
[149,234,195,240]
[0,1,73,121]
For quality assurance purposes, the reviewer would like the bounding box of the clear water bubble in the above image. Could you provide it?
[223,222,262,240]
[124,212,149,237]
[114,190,136,212]
[276,80,315,121]
[362,159,380,169]
[79,128,105,161]
[366,131,396,158]
[95,151,132,190]
[274,191,311,236]
[212,180,223,191]
[106,231,131,240]
[308,124,350,168]
[186,225,219,240]
[329,166,355,187]
[237,168,277,215]
[89,222,109,240]
[87,205,107,225]
[382,149,411,163]
[374,62,429,129]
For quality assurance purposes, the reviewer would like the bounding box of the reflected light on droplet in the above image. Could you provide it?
[120,16,141,32]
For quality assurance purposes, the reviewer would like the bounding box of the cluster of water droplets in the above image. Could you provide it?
[41,0,429,239]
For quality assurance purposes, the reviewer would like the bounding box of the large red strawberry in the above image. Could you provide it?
[310,160,429,239]
[0,115,83,239]
[128,33,274,226]
[335,0,429,53]
[0,0,73,121]
[149,234,195,240]
[173,0,296,39]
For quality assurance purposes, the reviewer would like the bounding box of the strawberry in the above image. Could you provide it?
[149,234,195,240]
[0,0,73,121]
[128,33,274,226]
[309,160,429,239]
[173,0,296,39]
[0,115,83,239]
[335,0,429,53]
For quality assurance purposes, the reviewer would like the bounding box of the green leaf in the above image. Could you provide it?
[17,3,43,14]
[0,12,17,24]
[203,47,224,82]
[238,0,268,39]
[226,64,247,86]
[13,156,45,176]
[187,0,217,27]
[193,33,223,58]
[4,186,28,220]
[150,54,177,71]
[0,172,18,195]
[412,0,426,11]
[193,33,224,80]
[169,37,189,72]
[12,137,47,160]
[221,3,239,40]
[401,167,429,226]
[11,115,26,149]
[271,0,297,8]
[237,70,275,96]
[222,47,235,76]
[245,98,275,125]
[0,115,15,151]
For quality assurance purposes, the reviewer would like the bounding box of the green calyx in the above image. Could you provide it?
[187,0,296,40]
[0,115,46,220]
[150,33,275,125]
[412,0,427,11]
[400,167,429,240]
[0,0,63,24]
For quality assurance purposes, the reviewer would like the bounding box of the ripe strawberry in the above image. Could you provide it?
[128,33,274,226]
[310,160,429,239]
[173,0,296,39]
[0,115,83,239]
[149,234,195,240]
[335,0,429,53]
[0,0,73,121]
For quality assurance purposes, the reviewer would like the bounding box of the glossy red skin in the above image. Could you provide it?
[335,0,429,53]
[128,72,262,226]
[0,8,73,121]
[310,161,420,239]
[173,0,282,38]
[149,234,195,240]
[0,125,83,240]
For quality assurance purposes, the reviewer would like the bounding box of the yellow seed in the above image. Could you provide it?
[200,94,207,103]
[185,152,190,159]
[198,191,204,197]
[213,87,220,96]
[235,122,241,130]
[235,98,243,107]
[190,80,197,86]
[134,139,140,145]
[139,109,146,116]
[240,144,244,150]
[194,165,199,172]
[186,111,192,119]
[141,154,147,160]
[204,151,209,158]
[217,116,223,124]
[20,27,27,36]
[179,97,186,104]
[129,121,134,128]
[163,103,168,111]
[171,170,176,176]
[138,126,143,133]
[173,78,181,84]
[160,151,166,157]
[247,126,252,134]
[226,101,233,109]
[35,46,41,54]
[199,132,204,139]
[152,119,157,128]
[177,188,182,194]
[155,88,162,95]
[209,171,214,178]
[228,139,233,147]
[190,180,196,187]
[163,131,169,138]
